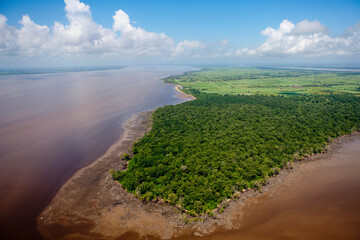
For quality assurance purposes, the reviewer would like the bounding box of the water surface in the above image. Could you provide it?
[179,136,360,240]
[0,66,195,240]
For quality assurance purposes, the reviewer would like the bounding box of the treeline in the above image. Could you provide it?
[164,68,325,83]
[112,93,360,215]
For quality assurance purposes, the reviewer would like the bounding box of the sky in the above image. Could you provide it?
[0,0,360,67]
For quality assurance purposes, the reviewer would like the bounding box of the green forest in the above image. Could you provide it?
[112,81,360,215]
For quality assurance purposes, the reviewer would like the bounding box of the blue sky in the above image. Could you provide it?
[0,0,360,67]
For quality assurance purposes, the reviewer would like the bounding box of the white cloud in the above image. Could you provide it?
[235,48,256,56]
[173,40,206,56]
[113,9,174,55]
[17,15,50,54]
[238,19,360,57]
[292,19,328,35]
[51,0,115,54]
[1,1,359,65]
[64,0,90,14]
[0,0,202,61]
[0,15,17,53]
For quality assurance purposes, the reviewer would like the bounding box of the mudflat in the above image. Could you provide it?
[38,111,156,239]
[39,107,360,240]
[0,66,195,240]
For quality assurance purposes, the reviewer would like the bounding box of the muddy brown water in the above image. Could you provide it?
[1,66,359,240]
[0,66,195,240]
[177,137,360,240]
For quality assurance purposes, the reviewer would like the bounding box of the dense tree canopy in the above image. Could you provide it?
[113,93,360,214]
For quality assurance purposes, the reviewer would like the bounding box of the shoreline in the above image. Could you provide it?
[37,83,196,239]
[174,84,196,100]
[38,110,154,239]
[38,84,360,239]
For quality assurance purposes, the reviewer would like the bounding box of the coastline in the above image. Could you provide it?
[38,84,360,239]
[174,85,196,100]
[37,84,196,239]
[38,110,154,239]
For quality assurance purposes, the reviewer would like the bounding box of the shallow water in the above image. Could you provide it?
[0,66,195,240]
[179,137,360,240]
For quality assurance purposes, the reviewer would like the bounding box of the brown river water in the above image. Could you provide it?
[0,66,195,240]
[178,136,360,240]
[1,66,359,240]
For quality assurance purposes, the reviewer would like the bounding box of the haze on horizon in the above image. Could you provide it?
[0,0,359,68]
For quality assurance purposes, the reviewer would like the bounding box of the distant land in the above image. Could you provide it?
[164,67,360,96]
[0,66,124,76]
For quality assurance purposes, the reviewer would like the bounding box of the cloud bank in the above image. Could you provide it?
[0,0,203,61]
[0,0,359,66]
[237,19,360,57]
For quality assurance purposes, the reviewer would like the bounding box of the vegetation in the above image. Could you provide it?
[164,67,360,96]
[112,88,360,214]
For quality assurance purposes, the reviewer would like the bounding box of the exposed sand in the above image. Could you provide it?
[38,111,154,239]
[37,85,197,240]
[38,85,360,240]
[174,85,196,100]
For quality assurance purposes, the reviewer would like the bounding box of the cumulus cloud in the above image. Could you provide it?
[51,0,116,54]
[1,1,359,64]
[17,15,50,54]
[64,0,90,14]
[173,40,206,56]
[292,19,328,35]
[235,48,256,56]
[0,15,17,53]
[237,19,360,57]
[113,9,174,54]
[344,21,360,37]
[0,0,202,60]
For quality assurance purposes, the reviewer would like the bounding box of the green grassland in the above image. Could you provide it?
[164,67,360,96]
[112,67,360,216]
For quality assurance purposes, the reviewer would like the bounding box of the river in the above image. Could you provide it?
[178,135,360,240]
[0,66,195,240]
[1,66,359,240]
